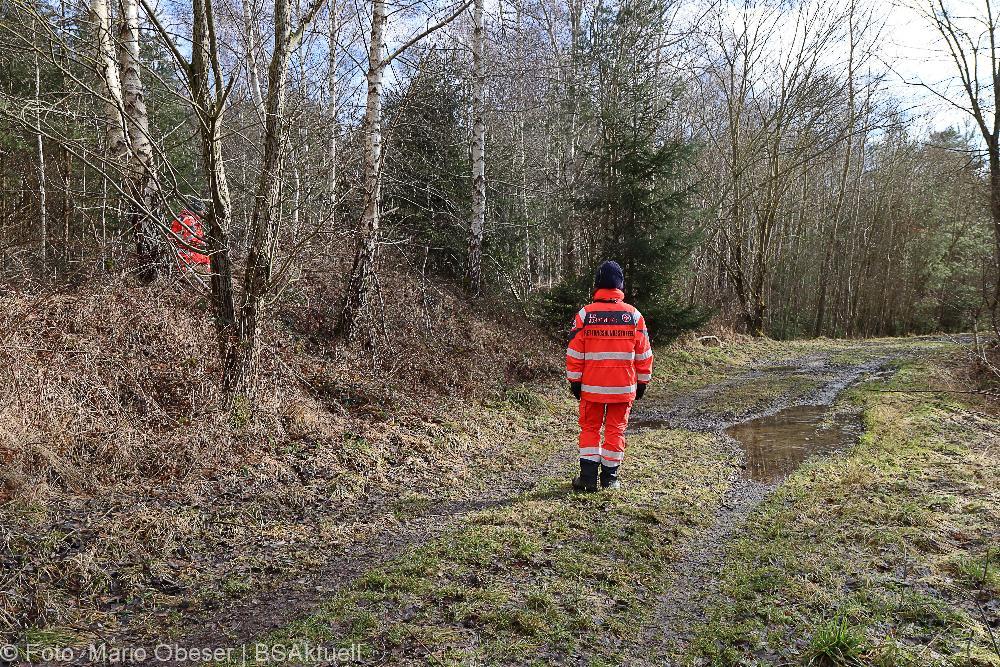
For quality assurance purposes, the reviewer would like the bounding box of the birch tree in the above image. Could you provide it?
[33,43,48,274]
[227,0,325,392]
[338,0,474,341]
[87,0,166,282]
[464,0,486,295]
[117,0,163,282]
[90,0,129,162]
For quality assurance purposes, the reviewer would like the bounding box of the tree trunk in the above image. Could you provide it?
[91,0,130,162]
[747,210,772,337]
[189,0,238,368]
[202,117,238,367]
[338,0,385,342]
[118,0,163,283]
[327,1,340,212]
[34,50,48,275]
[464,0,486,296]
[226,0,295,393]
[989,152,1000,335]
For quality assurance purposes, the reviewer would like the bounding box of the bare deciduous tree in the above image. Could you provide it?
[911,0,1000,334]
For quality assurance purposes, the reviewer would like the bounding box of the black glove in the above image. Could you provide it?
[636,383,647,400]
[570,382,582,400]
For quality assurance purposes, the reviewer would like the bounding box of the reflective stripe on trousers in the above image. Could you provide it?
[578,399,631,467]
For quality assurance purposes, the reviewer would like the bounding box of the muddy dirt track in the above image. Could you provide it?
[131,337,962,664]
[633,346,904,662]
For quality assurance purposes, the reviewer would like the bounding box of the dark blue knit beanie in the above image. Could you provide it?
[594,260,624,290]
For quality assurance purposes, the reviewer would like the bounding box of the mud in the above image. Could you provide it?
[629,341,938,663]
[631,352,889,433]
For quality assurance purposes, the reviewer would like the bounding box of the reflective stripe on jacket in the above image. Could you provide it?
[566,288,653,403]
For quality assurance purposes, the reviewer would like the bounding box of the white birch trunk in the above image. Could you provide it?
[35,51,48,273]
[244,8,265,115]
[118,0,152,172]
[118,0,163,281]
[464,0,486,296]
[339,0,385,340]
[90,0,129,162]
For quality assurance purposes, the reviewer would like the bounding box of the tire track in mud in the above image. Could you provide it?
[627,345,913,665]
[140,429,581,655]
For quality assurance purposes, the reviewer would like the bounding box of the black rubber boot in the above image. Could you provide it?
[572,459,599,493]
[600,464,620,490]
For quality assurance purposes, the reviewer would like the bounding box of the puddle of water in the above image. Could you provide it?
[725,405,855,484]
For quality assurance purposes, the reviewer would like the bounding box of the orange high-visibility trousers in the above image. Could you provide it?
[578,399,632,467]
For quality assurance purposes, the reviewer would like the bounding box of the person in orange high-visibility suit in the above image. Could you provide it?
[566,260,653,491]
[170,200,210,269]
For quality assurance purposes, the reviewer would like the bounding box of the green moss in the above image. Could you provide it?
[221,576,255,598]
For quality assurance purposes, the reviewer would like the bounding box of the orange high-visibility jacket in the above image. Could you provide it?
[171,211,210,266]
[566,288,653,403]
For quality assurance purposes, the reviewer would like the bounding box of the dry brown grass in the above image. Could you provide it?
[968,340,1000,397]
[0,271,561,640]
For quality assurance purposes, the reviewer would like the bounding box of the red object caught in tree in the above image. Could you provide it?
[170,210,210,267]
